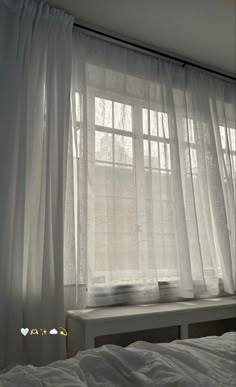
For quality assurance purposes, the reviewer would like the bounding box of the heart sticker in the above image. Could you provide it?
[21,328,29,336]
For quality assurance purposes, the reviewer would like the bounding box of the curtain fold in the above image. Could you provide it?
[0,0,74,369]
[0,1,235,369]
[67,31,235,308]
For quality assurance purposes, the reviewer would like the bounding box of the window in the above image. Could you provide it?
[68,37,236,308]
[93,97,139,283]
[183,118,198,177]
[142,108,178,280]
[89,97,181,284]
[70,88,234,297]
[95,97,133,164]
[220,125,236,178]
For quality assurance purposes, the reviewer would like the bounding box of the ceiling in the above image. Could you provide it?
[46,0,235,76]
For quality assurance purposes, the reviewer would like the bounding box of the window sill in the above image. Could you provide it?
[66,296,236,356]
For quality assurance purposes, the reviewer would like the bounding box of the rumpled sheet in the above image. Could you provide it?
[0,332,235,386]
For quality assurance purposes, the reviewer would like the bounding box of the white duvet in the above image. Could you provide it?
[0,332,235,386]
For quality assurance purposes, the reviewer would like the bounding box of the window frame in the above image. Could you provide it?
[71,85,232,289]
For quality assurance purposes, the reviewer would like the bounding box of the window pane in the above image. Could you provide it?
[220,126,226,149]
[143,139,149,167]
[159,142,171,169]
[158,112,169,138]
[229,128,236,151]
[185,147,198,174]
[95,232,138,272]
[188,119,195,144]
[114,197,137,233]
[152,201,174,234]
[184,118,195,144]
[142,108,148,135]
[95,131,113,162]
[114,102,132,131]
[232,155,236,174]
[152,170,171,200]
[150,110,157,136]
[114,165,136,198]
[160,143,165,169]
[115,135,133,164]
[95,164,113,196]
[95,97,112,127]
[162,235,178,276]
[225,154,236,176]
[150,141,159,168]
[166,144,171,170]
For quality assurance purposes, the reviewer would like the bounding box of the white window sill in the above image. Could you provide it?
[66,296,236,356]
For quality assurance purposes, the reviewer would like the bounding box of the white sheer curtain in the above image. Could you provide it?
[0,1,235,367]
[0,0,73,368]
[66,30,235,308]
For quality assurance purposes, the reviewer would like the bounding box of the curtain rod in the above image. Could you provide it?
[74,23,236,83]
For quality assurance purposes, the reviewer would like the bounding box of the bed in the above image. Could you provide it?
[0,332,235,386]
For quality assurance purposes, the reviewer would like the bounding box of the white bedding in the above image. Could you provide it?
[0,332,235,386]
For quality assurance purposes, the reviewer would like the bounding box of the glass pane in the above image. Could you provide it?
[166,143,171,170]
[162,234,178,276]
[115,135,133,164]
[150,141,159,168]
[95,97,112,128]
[220,126,226,149]
[146,169,171,201]
[95,196,113,233]
[232,155,236,174]
[229,127,236,151]
[95,164,113,196]
[159,143,166,169]
[149,170,161,199]
[223,153,236,177]
[111,233,138,271]
[142,108,148,135]
[95,131,113,162]
[143,139,149,167]
[188,119,195,143]
[114,102,132,131]
[152,201,174,234]
[158,112,169,138]
[150,110,157,136]
[114,198,137,233]
[186,147,197,174]
[114,166,136,198]
[94,231,110,272]
[184,118,195,144]
[95,196,138,272]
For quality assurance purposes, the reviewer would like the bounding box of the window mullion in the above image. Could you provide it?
[134,103,149,275]
[111,100,116,275]
[87,90,96,284]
